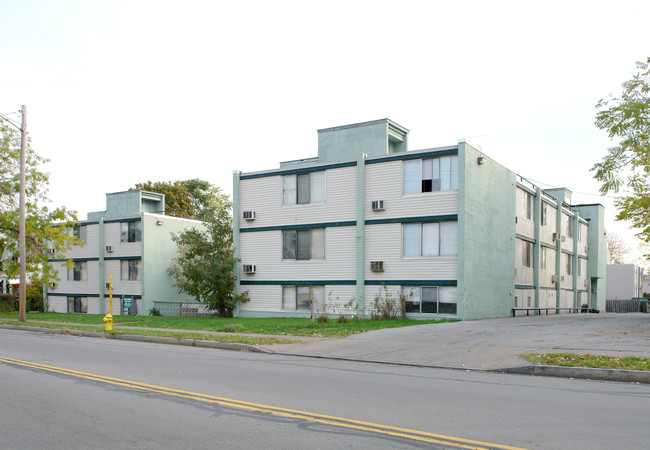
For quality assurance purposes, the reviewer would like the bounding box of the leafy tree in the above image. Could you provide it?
[134,179,226,221]
[0,117,79,286]
[592,57,650,255]
[165,183,248,316]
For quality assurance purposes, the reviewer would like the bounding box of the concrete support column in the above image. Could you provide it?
[355,154,367,317]
[534,188,542,309]
[572,213,580,309]
[555,203,563,308]
[98,216,105,314]
[232,171,241,316]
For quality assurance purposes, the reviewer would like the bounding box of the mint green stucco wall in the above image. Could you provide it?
[575,204,607,311]
[142,214,204,314]
[317,119,407,163]
[88,190,165,220]
[458,143,516,319]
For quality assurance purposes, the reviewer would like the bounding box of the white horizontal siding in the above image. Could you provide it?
[514,289,535,308]
[240,166,357,229]
[239,227,356,280]
[516,267,534,286]
[365,223,457,280]
[540,206,557,244]
[578,223,589,255]
[51,260,99,296]
[48,296,67,313]
[104,260,142,296]
[105,221,143,258]
[561,213,575,249]
[240,284,358,314]
[365,160,458,219]
[540,290,556,309]
[64,223,100,259]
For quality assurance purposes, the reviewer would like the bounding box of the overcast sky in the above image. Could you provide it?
[2,0,649,260]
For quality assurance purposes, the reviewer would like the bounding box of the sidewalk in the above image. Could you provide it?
[257,313,650,383]
[2,313,649,383]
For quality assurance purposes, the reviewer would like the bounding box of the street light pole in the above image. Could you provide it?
[19,105,27,322]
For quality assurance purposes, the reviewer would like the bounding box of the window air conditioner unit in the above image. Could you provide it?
[371,200,385,211]
[243,264,256,274]
[106,245,113,253]
[561,235,566,242]
[551,274,560,283]
[370,261,384,272]
[242,211,256,221]
[50,282,57,289]
[46,248,55,255]
[584,279,588,287]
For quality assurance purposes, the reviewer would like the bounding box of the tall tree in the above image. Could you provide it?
[166,186,248,316]
[0,118,79,285]
[134,179,228,221]
[592,57,650,257]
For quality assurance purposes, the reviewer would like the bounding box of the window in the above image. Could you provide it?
[121,221,141,243]
[403,156,458,194]
[67,296,87,313]
[565,216,574,238]
[282,285,324,311]
[403,221,457,257]
[521,192,533,220]
[73,225,87,244]
[121,260,141,281]
[564,253,574,275]
[541,203,548,226]
[282,228,325,260]
[68,261,88,281]
[401,286,457,315]
[521,240,533,268]
[541,246,547,270]
[283,171,325,205]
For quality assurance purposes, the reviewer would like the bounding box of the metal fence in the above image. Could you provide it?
[152,302,214,317]
[606,299,646,313]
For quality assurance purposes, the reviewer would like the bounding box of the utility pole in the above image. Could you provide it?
[19,105,27,322]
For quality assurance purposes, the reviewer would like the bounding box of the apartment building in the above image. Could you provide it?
[233,119,606,320]
[46,190,203,316]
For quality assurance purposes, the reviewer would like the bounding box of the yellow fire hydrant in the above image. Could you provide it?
[103,273,114,331]
[103,313,113,331]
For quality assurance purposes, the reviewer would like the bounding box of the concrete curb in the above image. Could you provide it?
[502,365,650,384]
[268,350,650,384]
[0,324,272,354]
[2,324,648,383]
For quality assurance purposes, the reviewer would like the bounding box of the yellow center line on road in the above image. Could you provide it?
[0,356,526,450]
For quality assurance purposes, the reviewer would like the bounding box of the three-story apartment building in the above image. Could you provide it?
[233,119,606,320]
[46,190,203,316]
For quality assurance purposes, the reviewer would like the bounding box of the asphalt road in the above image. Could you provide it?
[1,328,648,449]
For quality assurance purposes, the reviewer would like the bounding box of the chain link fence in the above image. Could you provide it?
[152,302,214,317]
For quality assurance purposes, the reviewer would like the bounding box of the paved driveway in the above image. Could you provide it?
[261,313,650,370]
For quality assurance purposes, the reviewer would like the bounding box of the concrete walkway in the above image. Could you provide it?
[260,313,650,370]
[3,313,649,383]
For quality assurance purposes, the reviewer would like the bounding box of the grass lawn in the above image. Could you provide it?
[0,312,456,338]
[521,353,650,371]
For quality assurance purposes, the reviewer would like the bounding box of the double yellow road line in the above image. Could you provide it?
[0,356,524,449]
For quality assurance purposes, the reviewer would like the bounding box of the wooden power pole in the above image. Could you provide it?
[19,105,27,322]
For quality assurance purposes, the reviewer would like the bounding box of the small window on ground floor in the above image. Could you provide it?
[67,296,87,313]
[401,286,457,315]
[282,285,324,311]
